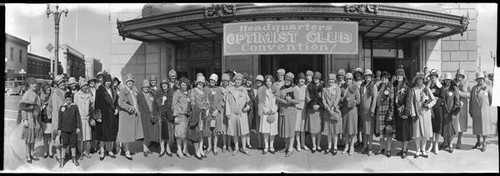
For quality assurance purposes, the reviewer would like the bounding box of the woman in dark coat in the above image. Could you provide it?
[393,68,412,159]
[305,71,325,153]
[137,79,161,157]
[441,73,461,153]
[426,69,444,155]
[156,78,175,157]
[95,73,119,161]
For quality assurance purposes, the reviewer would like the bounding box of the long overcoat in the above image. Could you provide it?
[95,84,119,142]
[469,84,494,135]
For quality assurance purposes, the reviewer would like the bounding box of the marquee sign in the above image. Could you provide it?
[223,21,358,55]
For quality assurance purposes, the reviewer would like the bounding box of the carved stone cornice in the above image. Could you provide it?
[459,13,470,36]
[344,4,379,14]
[204,4,236,17]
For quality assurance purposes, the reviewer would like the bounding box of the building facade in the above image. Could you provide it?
[5,33,29,81]
[113,3,478,84]
[85,57,103,78]
[59,44,86,79]
[27,52,62,79]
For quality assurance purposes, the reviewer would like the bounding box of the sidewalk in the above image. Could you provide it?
[3,117,499,173]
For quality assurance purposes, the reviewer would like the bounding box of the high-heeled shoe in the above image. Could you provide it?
[159,151,165,158]
[72,158,80,166]
[385,150,391,158]
[194,154,203,160]
[324,148,331,155]
[480,143,487,152]
[311,147,316,154]
[107,152,116,158]
[26,157,32,164]
[472,142,481,149]
[262,148,268,155]
[30,155,40,161]
[125,152,133,160]
[165,151,173,157]
[303,146,310,151]
[456,141,462,149]
[183,152,192,158]
[269,148,275,154]
[240,149,250,156]
[213,149,218,156]
[332,149,338,156]
[285,150,294,157]
[43,153,49,159]
[177,152,185,159]
[143,151,149,157]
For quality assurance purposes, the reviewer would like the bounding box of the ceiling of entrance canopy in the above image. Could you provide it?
[117,3,469,49]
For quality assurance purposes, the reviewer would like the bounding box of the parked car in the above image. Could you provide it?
[5,80,26,96]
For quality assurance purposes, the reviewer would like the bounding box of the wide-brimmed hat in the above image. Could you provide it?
[142,79,150,87]
[429,69,439,78]
[256,75,264,82]
[443,72,454,80]
[96,71,104,78]
[306,70,314,77]
[68,77,77,85]
[55,75,66,85]
[364,69,373,77]
[221,73,231,81]
[26,77,36,85]
[456,69,466,78]
[345,73,353,80]
[285,72,294,81]
[277,68,286,76]
[169,69,177,78]
[328,73,336,81]
[195,75,206,85]
[353,68,364,75]
[125,73,134,83]
[475,72,485,80]
[337,69,346,77]
[209,73,218,82]
[88,76,97,83]
[149,74,158,81]
[313,72,322,80]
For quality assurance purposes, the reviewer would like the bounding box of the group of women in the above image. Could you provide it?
[18,66,496,167]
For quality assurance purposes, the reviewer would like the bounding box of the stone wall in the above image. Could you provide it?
[440,3,478,83]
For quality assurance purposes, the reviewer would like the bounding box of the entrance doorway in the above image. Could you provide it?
[260,55,324,76]
[372,57,396,76]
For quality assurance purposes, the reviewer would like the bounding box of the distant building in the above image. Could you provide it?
[5,33,29,81]
[59,44,85,79]
[27,52,62,79]
[85,57,103,78]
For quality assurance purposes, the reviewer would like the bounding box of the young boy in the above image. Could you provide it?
[58,91,82,168]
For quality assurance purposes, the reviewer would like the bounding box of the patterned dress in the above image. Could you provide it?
[375,82,394,137]
[20,89,43,144]
[172,90,190,139]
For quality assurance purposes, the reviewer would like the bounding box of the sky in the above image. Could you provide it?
[4,3,498,73]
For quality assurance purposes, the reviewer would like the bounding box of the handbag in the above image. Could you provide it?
[384,125,395,134]
[266,114,276,123]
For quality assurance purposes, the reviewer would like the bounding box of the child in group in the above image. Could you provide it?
[58,91,82,168]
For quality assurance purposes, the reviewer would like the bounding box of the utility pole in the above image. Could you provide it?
[46,4,68,77]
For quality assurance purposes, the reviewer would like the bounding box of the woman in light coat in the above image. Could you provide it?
[469,72,494,152]
[294,73,308,152]
[226,73,251,156]
[19,77,43,163]
[321,73,342,155]
[340,73,360,155]
[258,75,279,154]
[359,69,378,156]
[172,78,192,159]
[137,79,161,157]
[116,74,143,160]
[214,73,231,154]
[74,78,94,160]
[276,72,301,157]
[408,73,436,158]
[454,69,470,149]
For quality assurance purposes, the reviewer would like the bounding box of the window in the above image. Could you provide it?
[19,50,22,63]
[10,47,13,61]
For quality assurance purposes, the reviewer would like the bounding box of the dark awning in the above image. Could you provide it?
[117,3,469,49]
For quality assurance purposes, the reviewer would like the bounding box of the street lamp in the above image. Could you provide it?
[46,4,68,77]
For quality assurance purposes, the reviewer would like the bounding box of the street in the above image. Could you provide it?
[2,95,499,173]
